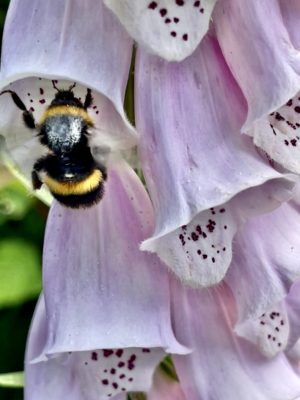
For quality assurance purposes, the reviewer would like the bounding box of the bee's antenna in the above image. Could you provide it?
[68,82,76,91]
[52,80,60,92]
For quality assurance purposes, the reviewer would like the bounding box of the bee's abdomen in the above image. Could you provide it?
[44,169,105,208]
[52,183,105,208]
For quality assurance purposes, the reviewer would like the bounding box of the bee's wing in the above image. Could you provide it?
[88,126,139,169]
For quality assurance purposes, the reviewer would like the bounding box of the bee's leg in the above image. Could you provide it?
[0,90,36,129]
[31,156,48,189]
[31,170,43,190]
[84,88,93,109]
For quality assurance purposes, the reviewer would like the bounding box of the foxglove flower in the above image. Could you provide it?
[214,0,300,173]
[135,32,296,287]
[170,278,300,400]
[0,1,188,398]
[224,200,300,357]
[0,0,136,182]
[25,161,187,400]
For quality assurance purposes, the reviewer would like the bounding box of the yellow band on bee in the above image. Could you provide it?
[44,169,102,196]
[39,105,94,126]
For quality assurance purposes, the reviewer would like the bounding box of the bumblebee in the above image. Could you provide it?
[1,82,107,208]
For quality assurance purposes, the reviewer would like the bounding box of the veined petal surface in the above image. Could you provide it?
[214,0,300,173]
[103,0,217,61]
[226,202,300,324]
[170,279,300,400]
[1,0,133,127]
[41,161,185,355]
[25,296,162,400]
[136,34,296,286]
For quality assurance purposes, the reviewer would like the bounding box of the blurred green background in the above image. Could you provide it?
[0,1,47,398]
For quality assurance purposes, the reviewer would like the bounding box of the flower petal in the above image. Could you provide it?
[236,302,290,358]
[103,0,217,61]
[144,179,295,287]
[214,0,300,127]
[148,370,186,400]
[170,279,300,400]
[41,161,186,355]
[25,296,163,400]
[280,0,300,51]
[135,34,296,286]
[286,281,300,349]
[226,202,300,326]
[1,0,133,126]
[214,0,300,173]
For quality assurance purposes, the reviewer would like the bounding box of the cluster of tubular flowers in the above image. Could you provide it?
[1,0,300,399]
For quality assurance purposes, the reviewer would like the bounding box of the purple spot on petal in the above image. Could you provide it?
[112,382,118,389]
[102,379,109,385]
[191,232,199,241]
[295,106,300,113]
[129,355,136,362]
[115,349,123,358]
[39,99,46,104]
[39,88,44,95]
[176,0,185,5]
[103,349,114,357]
[91,351,98,361]
[171,31,177,37]
[182,33,188,41]
[160,8,167,17]
[174,17,179,23]
[291,139,297,146]
[142,348,151,353]
[148,1,157,9]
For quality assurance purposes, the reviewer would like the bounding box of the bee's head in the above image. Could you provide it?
[50,81,83,108]
[50,89,83,108]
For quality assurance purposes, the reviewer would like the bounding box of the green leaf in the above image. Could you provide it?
[159,355,178,381]
[0,238,41,307]
[0,372,24,388]
[128,394,146,400]
[0,182,33,224]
